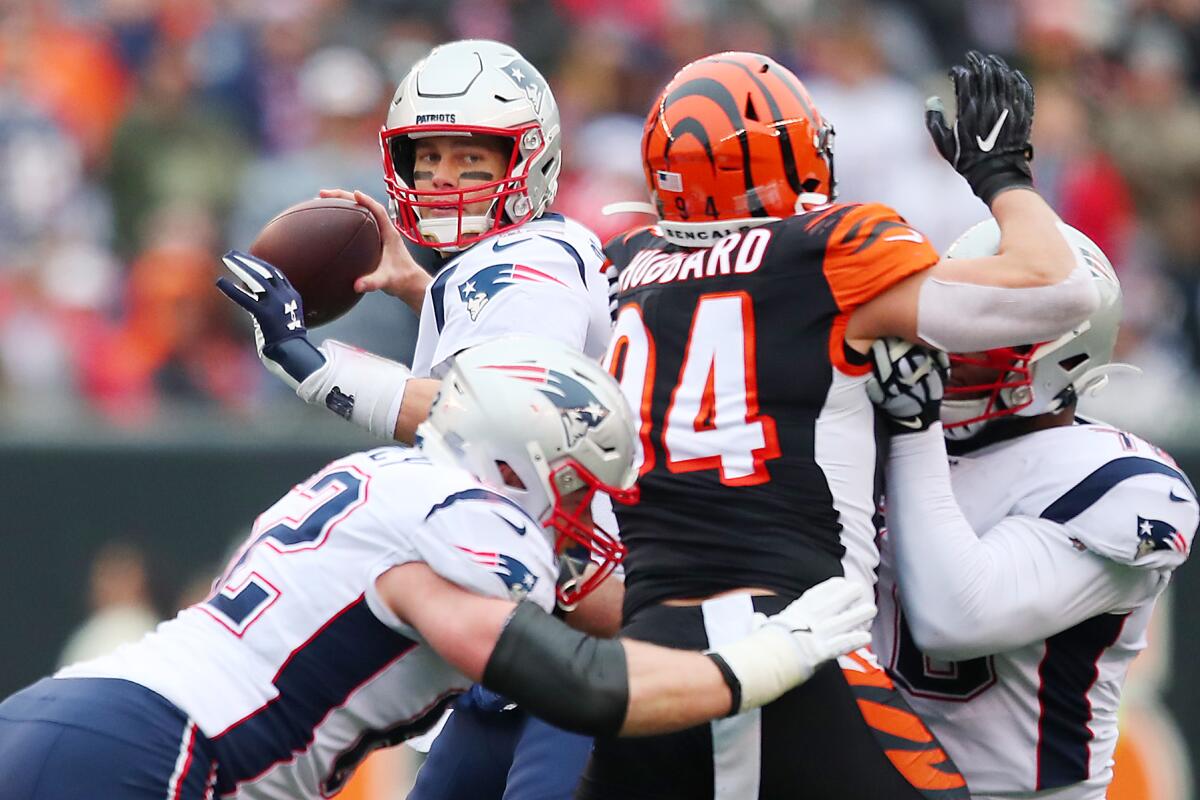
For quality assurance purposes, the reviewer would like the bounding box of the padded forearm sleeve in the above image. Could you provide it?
[482,602,629,737]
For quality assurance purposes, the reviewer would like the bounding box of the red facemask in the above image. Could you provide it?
[544,458,639,610]
[380,123,543,250]
[943,345,1039,430]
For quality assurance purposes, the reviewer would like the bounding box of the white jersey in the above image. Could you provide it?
[411,213,612,378]
[58,447,556,799]
[875,422,1196,799]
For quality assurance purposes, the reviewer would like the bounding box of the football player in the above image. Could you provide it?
[0,337,874,800]
[219,39,612,446]
[868,221,1196,800]
[585,52,1099,798]
[217,40,620,799]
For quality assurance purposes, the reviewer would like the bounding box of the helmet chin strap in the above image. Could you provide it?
[417,214,494,252]
[940,397,996,440]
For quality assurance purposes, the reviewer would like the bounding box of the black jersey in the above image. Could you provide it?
[604,203,939,615]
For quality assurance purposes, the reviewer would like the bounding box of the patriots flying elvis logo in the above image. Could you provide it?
[483,364,609,448]
[458,263,567,322]
[1136,516,1188,559]
[500,56,549,115]
[457,545,539,600]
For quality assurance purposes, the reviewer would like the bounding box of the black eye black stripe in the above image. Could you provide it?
[663,76,767,216]
[710,57,802,195]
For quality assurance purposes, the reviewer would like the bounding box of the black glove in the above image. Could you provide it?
[865,338,950,435]
[926,50,1034,205]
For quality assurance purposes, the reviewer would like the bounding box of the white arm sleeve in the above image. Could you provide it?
[916,259,1099,352]
[886,427,1167,661]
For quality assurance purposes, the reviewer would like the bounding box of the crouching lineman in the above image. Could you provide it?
[0,337,873,800]
[867,221,1196,800]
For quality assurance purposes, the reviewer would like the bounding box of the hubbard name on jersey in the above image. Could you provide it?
[605,202,938,615]
[58,448,556,799]
[875,422,1197,799]
[412,213,612,378]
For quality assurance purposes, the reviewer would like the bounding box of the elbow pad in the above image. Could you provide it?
[917,260,1099,352]
[482,602,629,737]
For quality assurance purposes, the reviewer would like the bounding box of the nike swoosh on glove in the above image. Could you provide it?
[926,50,1035,205]
[865,337,949,435]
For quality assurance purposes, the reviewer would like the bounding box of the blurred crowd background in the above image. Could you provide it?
[7,0,1200,796]
[4,0,1200,432]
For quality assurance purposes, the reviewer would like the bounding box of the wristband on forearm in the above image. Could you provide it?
[706,624,809,714]
[704,652,743,717]
[296,339,412,439]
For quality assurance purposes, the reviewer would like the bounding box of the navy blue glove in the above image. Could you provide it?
[216,250,326,388]
[926,51,1035,205]
[865,338,950,435]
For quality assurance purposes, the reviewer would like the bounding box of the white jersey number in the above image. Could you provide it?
[607,291,780,486]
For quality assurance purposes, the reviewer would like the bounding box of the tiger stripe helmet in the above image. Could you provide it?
[642,52,836,247]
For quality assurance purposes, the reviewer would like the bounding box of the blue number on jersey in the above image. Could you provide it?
[203,468,368,633]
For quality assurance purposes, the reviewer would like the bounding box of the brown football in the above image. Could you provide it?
[249,198,382,327]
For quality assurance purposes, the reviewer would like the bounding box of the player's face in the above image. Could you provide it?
[553,487,594,545]
[948,351,1006,397]
[411,135,512,218]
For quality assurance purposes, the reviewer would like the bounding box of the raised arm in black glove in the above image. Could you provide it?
[926,51,1035,206]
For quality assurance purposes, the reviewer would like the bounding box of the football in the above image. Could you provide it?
[249,197,382,327]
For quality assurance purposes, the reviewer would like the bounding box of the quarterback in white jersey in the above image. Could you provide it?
[0,338,874,800]
[220,40,612,448]
[867,221,1197,800]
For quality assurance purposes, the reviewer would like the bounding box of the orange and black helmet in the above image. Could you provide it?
[642,52,835,246]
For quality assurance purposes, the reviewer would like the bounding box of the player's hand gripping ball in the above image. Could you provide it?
[248,198,383,326]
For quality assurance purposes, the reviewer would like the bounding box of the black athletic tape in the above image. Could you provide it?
[705,652,742,716]
[482,602,629,737]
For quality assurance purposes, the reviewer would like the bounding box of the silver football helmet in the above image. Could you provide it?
[417,336,638,606]
[940,219,1124,440]
[380,39,562,251]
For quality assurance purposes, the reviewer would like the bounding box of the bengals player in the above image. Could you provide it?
[578,52,1100,799]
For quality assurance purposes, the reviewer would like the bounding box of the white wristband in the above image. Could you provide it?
[708,624,808,713]
[297,340,412,439]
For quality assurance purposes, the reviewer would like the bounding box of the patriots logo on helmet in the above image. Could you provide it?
[457,546,539,600]
[1136,516,1188,559]
[484,364,609,448]
[500,56,549,115]
[458,263,567,322]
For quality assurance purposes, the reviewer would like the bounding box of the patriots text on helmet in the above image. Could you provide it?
[415,113,457,124]
[617,229,773,292]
